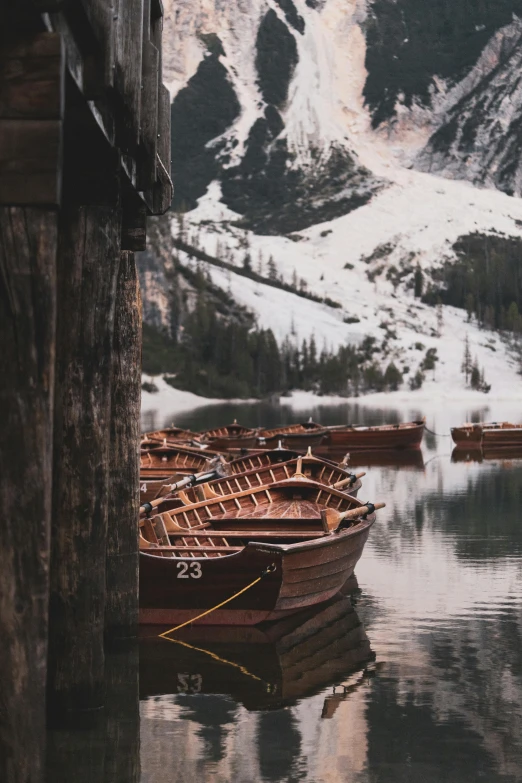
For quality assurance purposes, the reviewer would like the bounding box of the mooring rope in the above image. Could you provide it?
[159,635,267,684]
[424,425,452,438]
[158,564,276,638]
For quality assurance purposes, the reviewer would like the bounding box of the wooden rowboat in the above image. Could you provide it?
[139,594,375,711]
[451,421,522,448]
[227,446,302,473]
[140,445,222,479]
[144,426,199,444]
[140,455,365,517]
[325,419,425,450]
[139,477,382,626]
[258,420,328,449]
[198,421,259,450]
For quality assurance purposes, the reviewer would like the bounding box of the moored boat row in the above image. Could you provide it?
[143,417,426,451]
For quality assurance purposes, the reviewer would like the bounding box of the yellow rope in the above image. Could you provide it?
[159,635,265,684]
[158,567,273,638]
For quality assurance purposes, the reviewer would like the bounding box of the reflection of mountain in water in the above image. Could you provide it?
[140,594,374,712]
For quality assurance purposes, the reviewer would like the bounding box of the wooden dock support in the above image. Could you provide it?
[106,251,142,637]
[47,205,120,715]
[0,207,57,783]
[1,0,171,775]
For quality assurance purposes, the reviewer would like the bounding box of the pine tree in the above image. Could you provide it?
[461,334,472,383]
[436,298,443,336]
[414,263,424,298]
[267,256,278,280]
[470,358,481,390]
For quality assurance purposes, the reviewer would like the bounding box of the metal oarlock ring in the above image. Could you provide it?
[363,502,376,519]
[262,563,277,576]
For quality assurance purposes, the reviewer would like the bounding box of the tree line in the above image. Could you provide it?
[142,263,405,399]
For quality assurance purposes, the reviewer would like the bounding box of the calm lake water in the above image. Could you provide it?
[48,399,522,782]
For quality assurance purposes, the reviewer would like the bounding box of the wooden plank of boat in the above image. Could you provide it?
[259,420,328,449]
[325,419,425,450]
[228,446,302,473]
[139,479,383,626]
[450,421,522,447]
[143,426,199,444]
[139,594,374,710]
[198,420,259,450]
[140,446,223,478]
[142,455,365,517]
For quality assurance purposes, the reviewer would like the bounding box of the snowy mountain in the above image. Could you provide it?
[139,0,522,399]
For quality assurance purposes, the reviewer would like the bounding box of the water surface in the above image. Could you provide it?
[139,399,522,782]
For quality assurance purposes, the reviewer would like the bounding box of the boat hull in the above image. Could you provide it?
[139,520,373,626]
[206,436,259,450]
[450,425,483,446]
[326,422,424,450]
[262,432,326,450]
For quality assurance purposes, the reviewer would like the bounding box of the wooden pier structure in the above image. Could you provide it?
[0,2,171,781]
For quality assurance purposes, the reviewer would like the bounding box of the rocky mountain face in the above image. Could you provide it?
[138,0,522,397]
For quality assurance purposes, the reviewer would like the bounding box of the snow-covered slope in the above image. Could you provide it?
[138,0,522,398]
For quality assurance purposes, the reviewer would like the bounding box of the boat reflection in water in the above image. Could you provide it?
[316,447,425,471]
[452,445,522,464]
[139,593,375,712]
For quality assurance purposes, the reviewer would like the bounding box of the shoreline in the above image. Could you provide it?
[141,374,522,422]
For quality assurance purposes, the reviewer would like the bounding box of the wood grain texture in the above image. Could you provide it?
[106,252,142,636]
[114,0,144,148]
[0,33,64,205]
[137,39,158,189]
[0,33,65,119]
[48,205,120,715]
[0,207,57,783]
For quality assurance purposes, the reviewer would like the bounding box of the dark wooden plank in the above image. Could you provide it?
[0,32,65,119]
[114,0,144,149]
[156,82,170,173]
[106,252,142,636]
[149,157,172,215]
[122,199,147,250]
[48,204,121,716]
[137,40,158,189]
[144,545,243,552]
[0,119,63,204]
[0,207,57,783]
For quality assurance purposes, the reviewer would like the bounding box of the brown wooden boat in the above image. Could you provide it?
[228,447,302,472]
[198,421,259,450]
[258,420,328,449]
[315,446,425,470]
[139,477,382,626]
[451,421,522,448]
[140,445,222,479]
[139,594,375,711]
[144,426,199,444]
[325,419,425,450]
[141,455,365,517]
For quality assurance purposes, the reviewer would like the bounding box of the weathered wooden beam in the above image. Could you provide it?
[114,0,144,150]
[0,33,65,119]
[156,82,170,175]
[0,206,57,783]
[105,251,142,636]
[0,119,63,204]
[0,33,64,205]
[137,39,158,190]
[103,639,140,782]
[122,198,147,250]
[48,204,120,717]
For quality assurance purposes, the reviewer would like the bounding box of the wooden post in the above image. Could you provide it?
[47,205,120,717]
[105,251,142,637]
[0,207,57,783]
